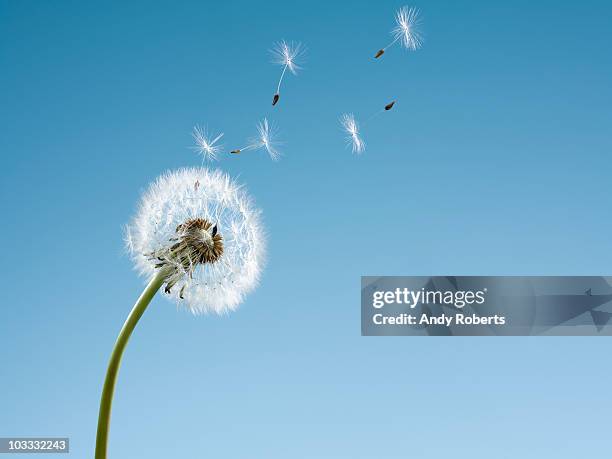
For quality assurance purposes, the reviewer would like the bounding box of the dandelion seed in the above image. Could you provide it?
[393,6,423,50]
[191,125,224,162]
[270,40,304,106]
[374,6,423,58]
[232,118,282,161]
[340,113,365,154]
[253,118,282,160]
[385,100,396,111]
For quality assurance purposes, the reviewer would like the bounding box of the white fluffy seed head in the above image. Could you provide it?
[340,113,365,154]
[125,168,266,314]
[393,6,423,51]
[191,125,224,162]
[270,40,304,75]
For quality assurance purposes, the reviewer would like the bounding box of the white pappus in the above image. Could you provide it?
[125,168,266,314]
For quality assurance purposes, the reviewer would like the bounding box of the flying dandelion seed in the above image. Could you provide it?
[96,168,265,459]
[340,113,365,154]
[231,118,282,161]
[270,40,304,106]
[341,102,395,151]
[191,125,224,161]
[253,118,282,160]
[363,100,398,124]
[374,6,423,59]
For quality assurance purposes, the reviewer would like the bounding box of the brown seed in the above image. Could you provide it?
[272,93,280,106]
[385,101,396,111]
[230,149,241,154]
[174,217,224,265]
[374,49,385,59]
[149,217,225,297]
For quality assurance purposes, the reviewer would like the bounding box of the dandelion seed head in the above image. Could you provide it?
[126,168,266,314]
[191,125,224,162]
[392,6,423,51]
[340,113,365,154]
[270,40,304,75]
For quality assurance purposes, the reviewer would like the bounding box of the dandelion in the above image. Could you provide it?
[340,113,365,154]
[231,118,282,161]
[270,40,304,106]
[374,6,423,58]
[95,168,265,459]
[126,168,264,311]
[191,125,224,161]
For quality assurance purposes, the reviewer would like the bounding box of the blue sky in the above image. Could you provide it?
[1,0,611,457]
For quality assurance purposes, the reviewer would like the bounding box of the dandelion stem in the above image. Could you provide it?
[95,269,167,459]
[276,64,288,94]
[384,35,401,51]
[365,109,384,125]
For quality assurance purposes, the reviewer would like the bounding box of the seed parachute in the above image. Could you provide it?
[270,40,304,106]
[231,118,282,161]
[374,6,423,59]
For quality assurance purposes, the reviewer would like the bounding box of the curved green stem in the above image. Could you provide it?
[95,270,167,459]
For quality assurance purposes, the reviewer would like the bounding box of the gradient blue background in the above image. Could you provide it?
[1,0,611,457]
